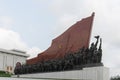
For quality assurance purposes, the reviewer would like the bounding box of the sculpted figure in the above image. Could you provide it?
[97,38,102,63]
[94,35,100,48]
[90,35,99,52]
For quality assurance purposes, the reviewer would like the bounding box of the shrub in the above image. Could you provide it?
[111,75,120,80]
[0,71,11,77]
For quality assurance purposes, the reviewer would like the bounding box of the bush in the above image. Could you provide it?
[0,71,11,77]
[111,75,120,80]
[0,71,6,74]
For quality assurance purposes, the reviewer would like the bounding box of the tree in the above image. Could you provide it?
[111,75,120,80]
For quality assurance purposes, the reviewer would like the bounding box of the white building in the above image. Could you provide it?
[0,48,29,73]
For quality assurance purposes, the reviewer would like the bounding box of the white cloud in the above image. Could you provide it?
[0,15,42,60]
[27,47,42,59]
[50,0,120,76]
[0,27,42,59]
[0,28,28,50]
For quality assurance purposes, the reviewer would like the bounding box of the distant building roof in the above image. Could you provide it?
[0,48,29,57]
[11,49,26,54]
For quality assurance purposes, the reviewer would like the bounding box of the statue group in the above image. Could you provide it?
[14,36,103,75]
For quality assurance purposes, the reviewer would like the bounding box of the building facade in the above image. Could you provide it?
[0,48,29,73]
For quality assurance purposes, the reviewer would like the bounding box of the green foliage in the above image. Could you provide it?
[0,71,11,77]
[0,71,5,74]
[111,75,120,80]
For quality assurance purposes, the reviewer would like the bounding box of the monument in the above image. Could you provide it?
[27,12,94,64]
[13,13,109,80]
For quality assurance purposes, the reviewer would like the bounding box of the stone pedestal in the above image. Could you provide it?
[13,66,109,80]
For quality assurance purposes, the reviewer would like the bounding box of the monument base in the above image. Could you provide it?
[13,66,109,80]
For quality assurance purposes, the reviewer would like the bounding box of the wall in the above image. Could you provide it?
[13,66,110,80]
[0,51,27,73]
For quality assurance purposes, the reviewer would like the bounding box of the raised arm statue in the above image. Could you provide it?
[97,38,102,63]
[94,35,100,49]
[99,38,102,50]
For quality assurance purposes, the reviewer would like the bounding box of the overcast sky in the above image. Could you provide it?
[0,0,120,76]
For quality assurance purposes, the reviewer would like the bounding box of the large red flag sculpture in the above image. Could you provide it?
[27,13,95,64]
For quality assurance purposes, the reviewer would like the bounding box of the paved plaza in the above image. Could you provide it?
[0,77,45,80]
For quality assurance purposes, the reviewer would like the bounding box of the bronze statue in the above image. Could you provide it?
[14,36,103,74]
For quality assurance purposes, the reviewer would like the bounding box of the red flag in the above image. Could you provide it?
[27,13,95,64]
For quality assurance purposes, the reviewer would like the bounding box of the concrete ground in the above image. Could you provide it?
[0,77,44,80]
[0,77,80,80]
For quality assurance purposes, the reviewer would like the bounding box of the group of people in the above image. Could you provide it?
[14,36,102,75]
